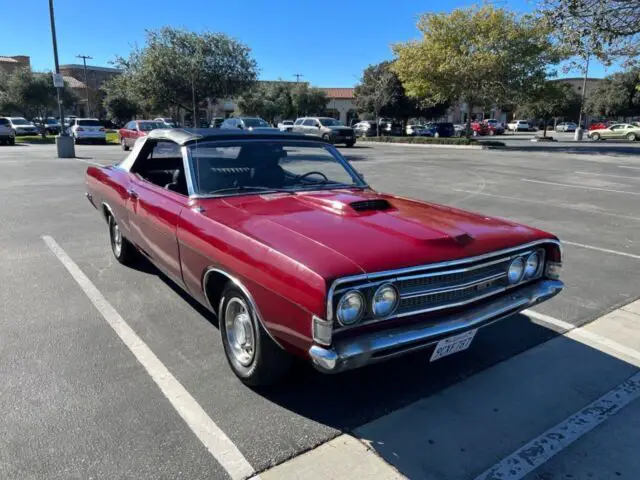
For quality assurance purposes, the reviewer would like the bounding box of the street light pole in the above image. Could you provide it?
[48,0,74,157]
[77,54,93,117]
[575,54,590,141]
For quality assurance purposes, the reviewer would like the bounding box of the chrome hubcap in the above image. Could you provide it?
[112,221,122,256]
[224,298,255,366]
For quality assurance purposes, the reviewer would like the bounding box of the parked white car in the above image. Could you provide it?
[406,124,425,136]
[555,122,577,132]
[507,120,530,132]
[277,120,294,132]
[0,117,16,145]
[69,118,106,144]
[6,117,38,136]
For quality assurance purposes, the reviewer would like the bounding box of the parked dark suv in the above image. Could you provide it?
[292,117,355,147]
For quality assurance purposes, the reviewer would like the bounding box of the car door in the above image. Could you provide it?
[605,125,624,139]
[126,139,189,285]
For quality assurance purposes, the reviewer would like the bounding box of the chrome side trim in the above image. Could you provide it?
[202,267,284,349]
[310,279,564,373]
[326,239,560,321]
[181,145,197,197]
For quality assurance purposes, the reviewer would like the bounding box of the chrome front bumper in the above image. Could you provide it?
[309,279,564,373]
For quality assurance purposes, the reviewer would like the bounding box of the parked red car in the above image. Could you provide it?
[118,120,165,151]
[85,129,564,386]
[588,122,607,131]
[471,122,489,136]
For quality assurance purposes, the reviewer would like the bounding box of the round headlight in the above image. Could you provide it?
[508,257,525,284]
[372,283,399,318]
[336,291,364,326]
[524,252,540,279]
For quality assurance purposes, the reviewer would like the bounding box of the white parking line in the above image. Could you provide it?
[575,171,640,180]
[562,241,640,260]
[474,371,640,480]
[618,165,640,170]
[42,236,256,480]
[522,178,640,196]
[452,189,640,222]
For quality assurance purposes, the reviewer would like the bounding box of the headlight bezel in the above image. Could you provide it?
[336,290,365,326]
[371,282,399,318]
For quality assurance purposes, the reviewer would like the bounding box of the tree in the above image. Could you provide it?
[354,62,403,135]
[515,81,576,137]
[113,27,258,126]
[584,69,640,118]
[0,68,76,135]
[103,74,142,123]
[540,0,640,67]
[237,81,296,123]
[392,5,563,136]
[292,84,327,117]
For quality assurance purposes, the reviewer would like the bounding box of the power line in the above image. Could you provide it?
[76,54,93,117]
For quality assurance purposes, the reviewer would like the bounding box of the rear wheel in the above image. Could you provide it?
[219,286,292,387]
[121,137,129,151]
[8,136,15,146]
[345,140,355,147]
[591,132,601,141]
[108,215,136,265]
[322,133,332,144]
[626,132,637,141]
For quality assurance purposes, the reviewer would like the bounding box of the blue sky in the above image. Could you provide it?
[2,0,616,86]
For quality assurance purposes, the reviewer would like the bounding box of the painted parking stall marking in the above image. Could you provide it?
[475,371,640,480]
[42,235,256,480]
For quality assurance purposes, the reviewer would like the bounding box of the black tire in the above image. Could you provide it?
[591,132,601,141]
[345,141,355,147]
[626,132,637,142]
[121,137,129,151]
[322,133,332,144]
[108,215,137,265]
[0,139,5,146]
[219,285,292,387]
[8,136,15,146]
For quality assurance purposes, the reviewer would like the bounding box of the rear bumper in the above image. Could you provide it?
[309,279,564,373]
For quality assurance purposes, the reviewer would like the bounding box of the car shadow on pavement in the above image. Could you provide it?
[259,314,558,430]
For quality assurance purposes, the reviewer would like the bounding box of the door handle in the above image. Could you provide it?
[128,189,139,199]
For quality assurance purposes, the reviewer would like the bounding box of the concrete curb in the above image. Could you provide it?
[359,141,506,150]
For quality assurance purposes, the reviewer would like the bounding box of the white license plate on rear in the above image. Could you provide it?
[430,329,477,362]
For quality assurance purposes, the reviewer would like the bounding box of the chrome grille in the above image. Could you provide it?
[331,246,546,327]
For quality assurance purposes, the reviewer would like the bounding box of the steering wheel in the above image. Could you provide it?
[297,171,329,182]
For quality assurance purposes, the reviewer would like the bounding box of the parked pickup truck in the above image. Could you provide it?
[85,128,564,386]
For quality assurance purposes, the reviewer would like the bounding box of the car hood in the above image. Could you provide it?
[202,189,554,280]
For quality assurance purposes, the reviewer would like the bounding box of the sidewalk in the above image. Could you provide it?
[256,301,640,480]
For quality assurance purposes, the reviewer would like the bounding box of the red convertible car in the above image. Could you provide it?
[85,129,564,386]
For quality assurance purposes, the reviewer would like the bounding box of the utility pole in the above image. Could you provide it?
[293,73,304,83]
[48,0,74,157]
[76,54,93,117]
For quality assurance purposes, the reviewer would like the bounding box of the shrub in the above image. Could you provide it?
[360,136,505,147]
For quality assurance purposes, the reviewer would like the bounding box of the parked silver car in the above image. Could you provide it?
[555,122,577,132]
[220,117,278,132]
[6,117,38,136]
[292,117,355,146]
[0,117,16,145]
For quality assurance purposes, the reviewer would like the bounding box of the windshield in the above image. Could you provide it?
[319,118,342,126]
[11,118,30,125]
[78,119,101,127]
[188,140,365,197]
[282,121,293,125]
[46,119,59,124]
[139,122,164,131]
[243,118,269,128]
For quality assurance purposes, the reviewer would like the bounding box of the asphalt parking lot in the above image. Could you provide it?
[1,140,639,479]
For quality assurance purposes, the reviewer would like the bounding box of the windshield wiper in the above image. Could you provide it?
[205,185,295,195]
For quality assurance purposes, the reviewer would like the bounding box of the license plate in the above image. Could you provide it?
[430,329,477,362]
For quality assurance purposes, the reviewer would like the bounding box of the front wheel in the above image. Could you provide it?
[121,137,129,151]
[109,215,137,265]
[626,132,637,141]
[591,133,601,141]
[345,141,355,147]
[219,286,292,387]
[322,133,332,144]
[8,136,15,146]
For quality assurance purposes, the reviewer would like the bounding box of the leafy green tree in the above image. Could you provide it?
[113,27,258,126]
[237,81,297,123]
[515,81,576,137]
[584,69,640,118]
[0,68,76,135]
[292,84,327,117]
[103,75,141,123]
[354,62,403,135]
[393,5,562,136]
